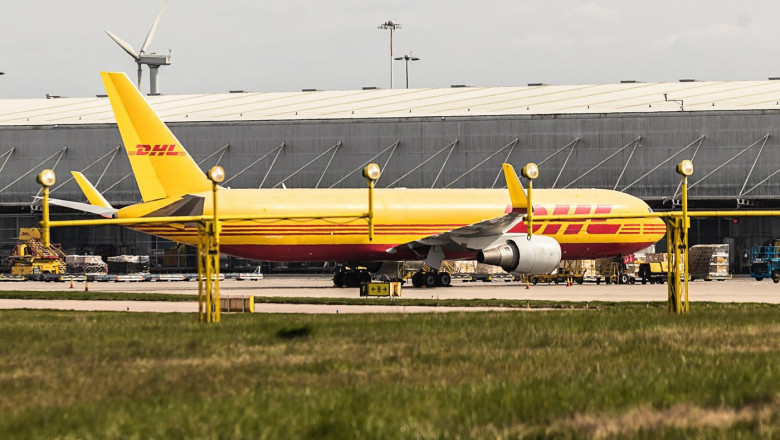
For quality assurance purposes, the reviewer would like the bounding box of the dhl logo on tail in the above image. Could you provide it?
[131,144,187,156]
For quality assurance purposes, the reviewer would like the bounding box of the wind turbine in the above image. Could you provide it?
[105,0,171,95]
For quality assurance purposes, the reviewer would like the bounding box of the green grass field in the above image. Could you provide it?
[0,305,777,439]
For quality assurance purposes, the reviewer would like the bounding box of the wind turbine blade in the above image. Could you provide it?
[105,30,140,60]
[140,0,169,54]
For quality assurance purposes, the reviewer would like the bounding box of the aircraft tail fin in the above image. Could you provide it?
[100,71,212,202]
[502,163,529,209]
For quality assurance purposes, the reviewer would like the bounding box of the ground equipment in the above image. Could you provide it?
[7,228,66,280]
[750,245,780,283]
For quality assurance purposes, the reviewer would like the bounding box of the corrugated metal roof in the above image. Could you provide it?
[4,79,780,126]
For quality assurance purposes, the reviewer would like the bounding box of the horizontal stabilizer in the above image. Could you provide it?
[38,197,117,218]
[502,163,528,209]
[72,172,113,209]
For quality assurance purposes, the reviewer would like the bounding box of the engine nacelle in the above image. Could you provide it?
[476,234,561,275]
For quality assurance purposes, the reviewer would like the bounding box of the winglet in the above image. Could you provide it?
[502,163,528,209]
[72,172,113,209]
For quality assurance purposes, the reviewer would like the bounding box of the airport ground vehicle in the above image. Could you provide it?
[638,262,668,284]
[750,245,780,283]
[7,228,66,280]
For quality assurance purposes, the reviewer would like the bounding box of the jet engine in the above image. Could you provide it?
[476,234,561,275]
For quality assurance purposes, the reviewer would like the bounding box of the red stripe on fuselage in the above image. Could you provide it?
[215,240,659,262]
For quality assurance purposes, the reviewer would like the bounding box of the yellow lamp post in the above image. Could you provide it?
[363,163,381,241]
[521,163,539,238]
[200,166,225,323]
[676,159,693,313]
[36,169,56,248]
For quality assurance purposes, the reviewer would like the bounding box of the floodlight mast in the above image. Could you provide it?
[378,20,402,89]
[393,54,420,89]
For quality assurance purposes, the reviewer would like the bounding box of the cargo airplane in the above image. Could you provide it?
[49,72,666,287]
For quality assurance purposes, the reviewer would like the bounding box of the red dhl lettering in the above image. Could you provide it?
[586,224,620,234]
[131,144,186,157]
[574,205,590,215]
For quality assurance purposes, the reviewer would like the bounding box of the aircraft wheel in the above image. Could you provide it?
[411,272,423,288]
[333,271,344,287]
[423,272,437,288]
[436,272,451,287]
[346,271,364,287]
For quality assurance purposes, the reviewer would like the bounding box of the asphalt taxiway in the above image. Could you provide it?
[0,275,776,313]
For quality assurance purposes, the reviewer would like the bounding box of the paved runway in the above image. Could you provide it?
[0,275,776,313]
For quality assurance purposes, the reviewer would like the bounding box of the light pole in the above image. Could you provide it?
[37,169,56,248]
[521,163,539,238]
[393,54,420,89]
[378,20,402,89]
[363,163,381,241]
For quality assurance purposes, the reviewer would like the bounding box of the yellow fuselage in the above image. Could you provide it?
[119,187,665,262]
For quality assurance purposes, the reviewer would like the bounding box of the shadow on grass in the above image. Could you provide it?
[275,324,313,340]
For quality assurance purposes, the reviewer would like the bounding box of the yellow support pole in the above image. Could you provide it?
[363,163,381,242]
[211,178,221,323]
[521,163,539,238]
[526,179,534,238]
[41,185,51,248]
[674,217,683,313]
[197,223,205,322]
[664,219,673,312]
[368,179,375,241]
[681,175,690,313]
[36,169,56,248]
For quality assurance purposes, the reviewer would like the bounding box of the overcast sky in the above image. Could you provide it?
[2,1,780,98]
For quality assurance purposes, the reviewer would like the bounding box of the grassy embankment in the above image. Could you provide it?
[0,305,777,439]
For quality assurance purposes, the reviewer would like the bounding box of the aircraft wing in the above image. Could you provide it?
[387,163,529,254]
[388,211,525,256]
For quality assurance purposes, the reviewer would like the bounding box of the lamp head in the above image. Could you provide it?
[208,166,225,183]
[676,160,693,177]
[37,169,56,187]
[363,163,381,181]
[521,163,539,180]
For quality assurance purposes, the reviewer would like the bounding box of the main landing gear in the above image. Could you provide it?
[410,269,451,288]
[333,265,371,288]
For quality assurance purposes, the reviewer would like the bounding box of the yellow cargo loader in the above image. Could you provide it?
[7,228,66,280]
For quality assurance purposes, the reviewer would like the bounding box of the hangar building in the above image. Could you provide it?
[1,78,779,272]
